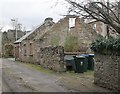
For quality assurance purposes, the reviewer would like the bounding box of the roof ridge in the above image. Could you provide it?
[14,22,44,43]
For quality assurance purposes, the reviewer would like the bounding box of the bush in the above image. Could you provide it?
[64,34,79,52]
[50,35,59,46]
[91,36,120,54]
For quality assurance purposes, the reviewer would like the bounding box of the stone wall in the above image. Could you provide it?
[19,39,39,64]
[38,46,66,72]
[94,54,119,91]
[0,32,2,57]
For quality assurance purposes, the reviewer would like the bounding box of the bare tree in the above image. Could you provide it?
[65,0,120,34]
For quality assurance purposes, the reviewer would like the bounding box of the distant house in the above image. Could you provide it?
[2,30,24,57]
[86,2,120,38]
[86,20,108,37]
[86,19,120,38]
[0,31,2,57]
[14,15,96,63]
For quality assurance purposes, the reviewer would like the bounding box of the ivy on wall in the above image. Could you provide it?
[91,36,120,55]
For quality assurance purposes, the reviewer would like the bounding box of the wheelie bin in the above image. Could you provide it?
[80,54,89,72]
[88,54,95,70]
[64,55,76,71]
[74,55,85,73]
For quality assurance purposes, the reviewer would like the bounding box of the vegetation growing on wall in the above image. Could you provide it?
[91,36,120,54]
[4,44,14,58]
[50,35,59,46]
[64,34,79,52]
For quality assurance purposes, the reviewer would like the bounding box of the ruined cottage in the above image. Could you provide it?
[14,17,54,62]
[14,15,96,71]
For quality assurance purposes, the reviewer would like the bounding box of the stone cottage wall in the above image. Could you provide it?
[38,46,65,72]
[0,32,2,57]
[94,54,119,91]
[20,39,39,64]
[36,16,96,52]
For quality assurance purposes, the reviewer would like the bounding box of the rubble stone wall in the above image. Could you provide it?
[39,46,66,72]
[94,53,119,91]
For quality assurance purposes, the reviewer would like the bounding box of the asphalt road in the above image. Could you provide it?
[1,58,73,93]
[1,58,113,93]
[1,59,12,92]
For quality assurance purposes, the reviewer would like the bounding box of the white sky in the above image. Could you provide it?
[0,0,118,32]
[0,0,68,31]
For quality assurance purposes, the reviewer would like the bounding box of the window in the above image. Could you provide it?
[93,24,96,32]
[24,44,26,56]
[69,18,76,31]
[29,43,33,56]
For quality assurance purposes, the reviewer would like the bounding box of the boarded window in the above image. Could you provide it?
[24,44,26,56]
[69,18,76,31]
[29,43,33,55]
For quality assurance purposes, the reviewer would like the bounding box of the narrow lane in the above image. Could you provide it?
[0,58,2,93]
[1,59,12,92]
[2,75,12,92]
[2,58,72,92]
[1,58,112,93]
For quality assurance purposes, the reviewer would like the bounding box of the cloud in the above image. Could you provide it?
[0,0,68,31]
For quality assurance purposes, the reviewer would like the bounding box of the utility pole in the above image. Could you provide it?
[17,23,22,31]
[23,27,27,34]
[11,18,18,41]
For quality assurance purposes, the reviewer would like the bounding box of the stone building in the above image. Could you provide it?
[14,15,96,71]
[86,20,107,37]
[14,17,55,62]
[86,2,120,38]
[14,15,96,61]
[87,20,120,38]
[0,31,2,57]
[2,29,24,57]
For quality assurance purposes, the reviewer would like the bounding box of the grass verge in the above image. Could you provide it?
[23,63,56,74]
[16,61,94,76]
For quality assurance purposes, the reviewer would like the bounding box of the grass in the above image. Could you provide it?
[23,63,56,74]
[16,61,94,76]
[84,70,94,75]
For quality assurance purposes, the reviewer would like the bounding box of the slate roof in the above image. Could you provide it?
[14,23,43,44]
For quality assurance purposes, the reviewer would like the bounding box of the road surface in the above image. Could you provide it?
[1,58,113,93]
[2,58,73,93]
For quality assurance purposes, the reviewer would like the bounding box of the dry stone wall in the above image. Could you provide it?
[39,46,66,72]
[94,54,120,91]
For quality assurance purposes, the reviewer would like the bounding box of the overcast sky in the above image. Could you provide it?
[0,0,118,32]
[0,0,69,31]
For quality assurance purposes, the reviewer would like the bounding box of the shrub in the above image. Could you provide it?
[50,35,59,46]
[64,34,79,52]
[91,36,120,54]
